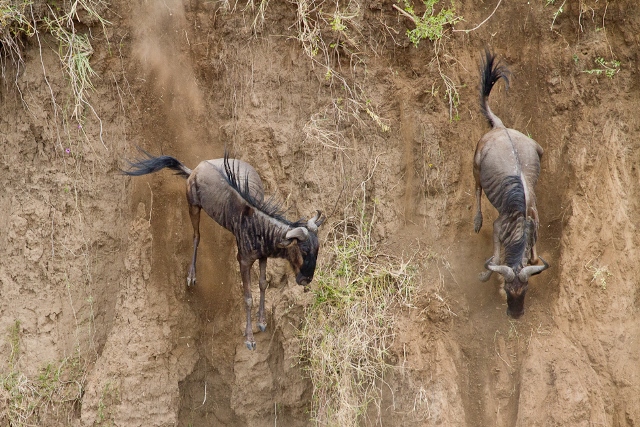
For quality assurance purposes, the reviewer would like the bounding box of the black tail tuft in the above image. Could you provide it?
[480,48,511,126]
[122,147,191,178]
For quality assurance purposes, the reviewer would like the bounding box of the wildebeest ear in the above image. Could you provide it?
[277,239,296,249]
[485,258,515,282]
[518,256,550,281]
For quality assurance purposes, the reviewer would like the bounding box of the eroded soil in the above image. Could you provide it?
[1,0,639,426]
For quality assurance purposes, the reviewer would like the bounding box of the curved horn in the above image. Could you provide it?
[485,257,516,282]
[285,227,309,242]
[518,256,549,282]
[307,210,324,233]
[278,227,310,248]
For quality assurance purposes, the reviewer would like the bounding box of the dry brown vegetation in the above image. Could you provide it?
[1,0,639,426]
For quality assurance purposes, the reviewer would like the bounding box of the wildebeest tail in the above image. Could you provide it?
[122,148,192,178]
[480,49,510,128]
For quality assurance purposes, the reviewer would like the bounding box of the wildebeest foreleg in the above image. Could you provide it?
[479,218,502,282]
[474,180,483,233]
[239,256,256,350]
[529,208,540,265]
[187,204,201,286]
[530,245,539,265]
[257,258,268,332]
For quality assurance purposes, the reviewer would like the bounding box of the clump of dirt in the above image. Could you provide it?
[1,0,639,426]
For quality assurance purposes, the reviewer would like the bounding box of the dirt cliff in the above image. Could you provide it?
[0,0,639,425]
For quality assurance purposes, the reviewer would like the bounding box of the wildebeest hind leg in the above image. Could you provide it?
[187,204,201,286]
[474,182,484,233]
[257,258,268,332]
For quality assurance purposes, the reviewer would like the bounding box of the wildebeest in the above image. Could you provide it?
[123,150,324,349]
[473,50,549,318]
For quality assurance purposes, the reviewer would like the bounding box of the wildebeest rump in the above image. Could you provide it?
[123,150,324,349]
[473,50,549,318]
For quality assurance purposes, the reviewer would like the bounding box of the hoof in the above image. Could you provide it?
[258,323,267,333]
[245,340,256,351]
[479,270,493,282]
[187,277,196,287]
[474,216,483,233]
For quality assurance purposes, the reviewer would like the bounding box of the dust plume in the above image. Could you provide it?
[130,0,205,141]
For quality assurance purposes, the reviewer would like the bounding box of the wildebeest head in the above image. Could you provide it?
[278,211,324,286]
[485,256,549,318]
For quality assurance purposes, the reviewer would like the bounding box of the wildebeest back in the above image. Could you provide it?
[188,159,265,234]
[475,128,542,212]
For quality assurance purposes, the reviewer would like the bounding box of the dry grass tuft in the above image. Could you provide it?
[292,0,391,133]
[0,320,86,426]
[300,204,416,425]
[1,0,109,143]
[0,0,35,81]
[585,258,612,291]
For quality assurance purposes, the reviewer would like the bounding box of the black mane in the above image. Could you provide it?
[498,176,527,268]
[222,152,305,228]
